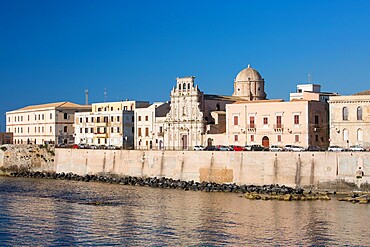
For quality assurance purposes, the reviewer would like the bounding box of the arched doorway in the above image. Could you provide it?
[262,136,269,148]
[207,138,213,147]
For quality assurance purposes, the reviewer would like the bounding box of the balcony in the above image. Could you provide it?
[273,124,284,132]
[94,132,108,138]
[158,132,164,137]
[246,124,256,132]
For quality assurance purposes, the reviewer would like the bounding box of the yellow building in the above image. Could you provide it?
[6,102,91,145]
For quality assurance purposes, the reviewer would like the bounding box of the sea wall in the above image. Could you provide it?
[55,149,370,188]
[0,145,55,174]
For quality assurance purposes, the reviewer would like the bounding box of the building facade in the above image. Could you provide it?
[0,132,13,144]
[164,77,236,150]
[135,102,170,150]
[226,99,329,149]
[74,100,149,148]
[6,102,91,145]
[329,91,370,149]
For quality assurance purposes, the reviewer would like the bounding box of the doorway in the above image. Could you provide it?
[262,136,269,148]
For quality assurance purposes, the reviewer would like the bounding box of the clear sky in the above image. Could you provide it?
[1,0,370,131]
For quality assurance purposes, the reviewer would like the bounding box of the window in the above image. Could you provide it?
[80,128,82,133]
[234,135,238,142]
[117,127,120,133]
[249,116,255,128]
[294,115,299,125]
[357,107,362,120]
[111,127,114,133]
[145,128,149,137]
[50,113,52,119]
[159,126,163,133]
[111,107,113,111]
[97,117,100,123]
[343,129,349,141]
[277,135,281,142]
[111,116,114,122]
[315,134,319,142]
[42,127,44,133]
[342,107,348,120]
[138,116,142,121]
[104,117,108,123]
[64,113,68,119]
[90,128,93,133]
[276,116,282,128]
[357,128,363,141]
[315,115,319,124]
[250,135,254,142]
[295,135,299,142]
[117,116,120,122]
[183,83,186,90]
[85,128,88,133]
[263,117,268,125]
[64,126,67,132]
[179,84,181,90]
[42,114,44,120]
[138,128,142,137]
[80,118,82,123]
[233,115,239,126]
[145,116,148,121]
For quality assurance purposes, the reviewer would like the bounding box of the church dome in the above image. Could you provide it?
[235,65,263,81]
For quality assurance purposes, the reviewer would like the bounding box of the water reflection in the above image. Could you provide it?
[0,176,369,246]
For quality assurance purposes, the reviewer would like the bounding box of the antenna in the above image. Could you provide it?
[308,74,312,83]
[104,88,107,102]
[85,89,89,105]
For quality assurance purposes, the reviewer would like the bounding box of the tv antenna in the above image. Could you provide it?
[85,89,89,105]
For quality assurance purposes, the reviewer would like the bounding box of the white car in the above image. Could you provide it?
[193,145,205,151]
[290,145,305,152]
[269,145,283,152]
[349,145,365,152]
[328,146,344,152]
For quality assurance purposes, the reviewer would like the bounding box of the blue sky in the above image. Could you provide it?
[1,0,369,131]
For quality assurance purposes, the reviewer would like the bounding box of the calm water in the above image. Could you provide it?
[0,176,369,246]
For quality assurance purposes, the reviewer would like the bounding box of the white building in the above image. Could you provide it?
[164,76,236,150]
[135,102,170,150]
[329,91,370,149]
[74,100,149,148]
[6,102,91,145]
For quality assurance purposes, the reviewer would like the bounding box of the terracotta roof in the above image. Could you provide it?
[353,90,370,96]
[15,102,91,111]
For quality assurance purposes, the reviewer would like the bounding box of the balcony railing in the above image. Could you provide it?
[273,124,284,132]
[246,124,256,132]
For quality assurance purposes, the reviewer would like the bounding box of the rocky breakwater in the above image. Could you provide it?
[9,171,305,195]
[0,144,55,175]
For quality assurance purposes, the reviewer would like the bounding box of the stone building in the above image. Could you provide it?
[74,100,149,148]
[329,90,370,149]
[135,102,170,150]
[6,102,91,145]
[164,76,235,150]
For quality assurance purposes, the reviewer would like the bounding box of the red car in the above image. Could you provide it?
[233,145,246,151]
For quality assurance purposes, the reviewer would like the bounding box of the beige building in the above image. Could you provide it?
[74,100,149,148]
[232,64,267,100]
[164,76,236,150]
[226,98,329,149]
[135,102,170,150]
[6,102,91,145]
[329,90,370,149]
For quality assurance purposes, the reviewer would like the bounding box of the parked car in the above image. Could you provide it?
[98,145,108,150]
[107,145,118,150]
[244,145,252,151]
[78,143,89,149]
[283,145,293,151]
[89,144,98,149]
[193,145,205,151]
[217,145,231,151]
[72,144,79,149]
[328,145,344,152]
[290,145,305,152]
[251,144,265,151]
[269,145,283,152]
[56,143,67,148]
[349,145,365,152]
[307,146,323,151]
[233,145,246,151]
[204,146,219,151]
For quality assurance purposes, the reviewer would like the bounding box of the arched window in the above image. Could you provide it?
[357,106,362,120]
[179,84,181,90]
[343,129,349,141]
[357,128,363,141]
[183,83,186,90]
[342,107,348,120]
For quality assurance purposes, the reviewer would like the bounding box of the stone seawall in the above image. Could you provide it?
[0,145,55,174]
[55,149,370,189]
